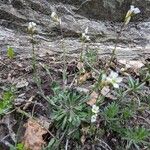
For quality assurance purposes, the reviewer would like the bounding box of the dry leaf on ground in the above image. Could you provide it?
[86,91,98,106]
[23,119,47,150]
[101,86,110,96]
[81,126,90,144]
[118,60,144,69]
[101,86,117,100]
[77,72,91,84]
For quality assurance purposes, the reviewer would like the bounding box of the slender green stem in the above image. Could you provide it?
[80,41,85,62]
[60,20,67,88]
[109,23,125,65]
[31,34,36,74]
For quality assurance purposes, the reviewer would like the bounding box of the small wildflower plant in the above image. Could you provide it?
[81,27,90,42]
[91,105,99,123]
[7,46,15,59]
[109,5,141,64]
[51,11,67,87]
[106,71,122,88]
[27,22,37,73]
[27,22,37,34]
[7,4,148,150]
[51,12,61,24]
[39,6,150,149]
[0,88,15,116]
[125,5,141,25]
[48,82,90,134]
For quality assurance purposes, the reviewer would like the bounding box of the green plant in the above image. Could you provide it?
[127,76,145,93]
[121,107,134,120]
[43,137,59,150]
[49,82,90,133]
[7,46,15,59]
[123,127,150,150]
[51,12,67,87]
[9,143,25,150]
[109,5,140,65]
[84,49,98,66]
[0,89,15,116]
[103,102,119,121]
[27,22,37,74]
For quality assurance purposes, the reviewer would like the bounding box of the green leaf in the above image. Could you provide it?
[7,47,15,59]
[16,143,25,150]
[0,90,14,115]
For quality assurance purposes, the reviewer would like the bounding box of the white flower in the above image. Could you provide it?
[106,71,123,88]
[125,5,140,25]
[85,27,88,34]
[92,105,99,114]
[130,5,140,14]
[81,27,90,41]
[28,22,37,33]
[51,12,60,23]
[102,74,107,81]
[91,114,97,123]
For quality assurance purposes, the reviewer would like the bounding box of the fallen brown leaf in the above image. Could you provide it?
[81,135,86,145]
[23,119,47,150]
[118,59,144,69]
[101,86,117,100]
[86,91,98,106]
[81,126,90,144]
[78,72,91,84]
[101,86,110,96]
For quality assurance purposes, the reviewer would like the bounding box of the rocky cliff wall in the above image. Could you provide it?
[0,0,149,60]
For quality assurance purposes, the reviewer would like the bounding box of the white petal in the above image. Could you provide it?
[85,27,88,34]
[82,33,86,39]
[91,114,97,123]
[32,22,36,27]
[59,18,62,25]
[102,74,107,81]
[92,105,97,110]
[113,83,119,88]
[109,71,118,78]
[86,36,90,41]
[130,5,135,11]
[116,77,123,83]
[92,105,99,114]
[106,77,112,83]
[51,12,56,18]
[133,8,140,14]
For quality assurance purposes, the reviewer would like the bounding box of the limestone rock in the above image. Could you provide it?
[58,0,150,21]
[0,0,149,60]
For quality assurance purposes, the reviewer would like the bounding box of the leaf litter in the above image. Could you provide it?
[0,53,149,150]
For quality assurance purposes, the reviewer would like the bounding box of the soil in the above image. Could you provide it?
[0,53,150,150]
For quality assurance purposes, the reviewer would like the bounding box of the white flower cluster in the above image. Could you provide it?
[81,27,90,41]
[102,71,123,89]
[91,105,99,123]
[28,22,37,34]
[51,12,61,24]
[125,5,140,25]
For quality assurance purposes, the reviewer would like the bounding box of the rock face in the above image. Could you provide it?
[56,0,150,21]
[0,0,150,60]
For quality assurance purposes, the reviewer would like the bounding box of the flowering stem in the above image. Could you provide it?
[80,41,84,62]
[31,35,36,75]
[109,23,125,65]
[60,21,67,89]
